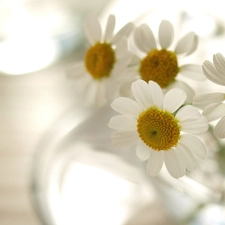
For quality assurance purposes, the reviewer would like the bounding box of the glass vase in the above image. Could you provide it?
[30,103,225,225]
[30,103,174,225]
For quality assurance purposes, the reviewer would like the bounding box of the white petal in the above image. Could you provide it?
[174,32,196,55]
[213,53,225,74]
[179,64,205,81]
[66,61,86,79]
[118,73,138,98]
[104,77,118,100]
[118,67,137,84]
[108,115,136,130]
[113,53,133,73]
[215,116,225,139]
[181,116,208,133]
[181,143,198,168]
[203,102,225,122]
[158,20,174,49]
[112,66,127,78]
[167,80,195,104]
[130,54,141,65]
[81,78,107,107]
[111,130,139,147]
[94,81,107,107]
[164,148,186,178]
[131,79,153,109]
[115,36,129,58]
[111,22,134,44]
[176,143,196,171]
[193,93,225,109]
[146,150,163,176]
[83,80,100,106]
[202,60,225,85]
[185,34,198,56]
[180,134,207,159]
[148,81,164,108]
[85,15,102,45]
[134,24,157,53]
[163,88,186,113]
[74,72,92,94]
[136,139,151,161]
[111,97,142,118]
[176,105,201,122]
[104,14,115,42]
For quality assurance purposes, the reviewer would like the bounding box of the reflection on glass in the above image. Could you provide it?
[31,104,163,225]
[0,38,60,75]
[48,161,154,225]
[0,0,109,75]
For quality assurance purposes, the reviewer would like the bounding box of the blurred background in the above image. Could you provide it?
[1,0,225,224]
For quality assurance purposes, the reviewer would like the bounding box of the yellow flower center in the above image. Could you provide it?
[85,42,116,80]
[139,49,179,88]
[137,106,181,151]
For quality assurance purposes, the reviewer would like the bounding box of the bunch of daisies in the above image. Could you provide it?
[68,14,225,178]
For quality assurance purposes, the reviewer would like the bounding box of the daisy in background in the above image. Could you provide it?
[126,20,205,103]
[67,14,134,107]
[108,79,208,179]
[193,53,225,139]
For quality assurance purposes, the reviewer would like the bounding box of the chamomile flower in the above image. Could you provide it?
[108,80,208,178]
[129,20,204,102]
[193,53,225,139]
[67,14,134,107]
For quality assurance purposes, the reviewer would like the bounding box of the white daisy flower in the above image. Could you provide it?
[129,20,204,102]
[193,53,225,138]
[67,14,134,107]
[108,79,208,179]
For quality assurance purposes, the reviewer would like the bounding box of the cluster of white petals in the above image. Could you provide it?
[66,14,225,179]
[108,80,208,178]
[67,14,134,107]
[193,53,225,139]
[127,20,205,102]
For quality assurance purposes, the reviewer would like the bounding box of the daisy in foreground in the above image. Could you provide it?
[193,53,225,139]
[67,14,133,106]
[108,80,208,179]
[128,20,205,102]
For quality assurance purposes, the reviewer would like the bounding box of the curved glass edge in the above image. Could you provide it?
[29,104,97,225]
